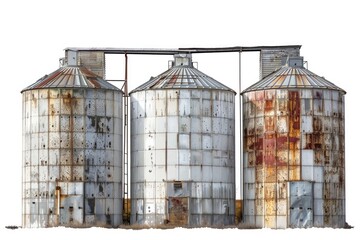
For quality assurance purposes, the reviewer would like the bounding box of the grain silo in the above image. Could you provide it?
[130,54,236,226]
[21,66,123,227]
[242,57,346,228]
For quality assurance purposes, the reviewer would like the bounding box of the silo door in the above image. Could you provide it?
[59,192,84,226]
[288,181,313,228]
[168,197,189,225]
[59,195,84,225]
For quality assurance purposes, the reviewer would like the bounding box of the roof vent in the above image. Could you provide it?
[173,53,192,67]
[288,56,304,67]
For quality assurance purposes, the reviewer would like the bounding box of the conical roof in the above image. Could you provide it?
[21,66,120,93]
[131,54,235,94]
[242,66,345,94]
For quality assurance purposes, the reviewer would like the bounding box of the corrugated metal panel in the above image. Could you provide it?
[77,51,105,78]
[260,47,300,79]
[65,51,105,78]
[21,66,119,92]
[131,55,236,93]
[244,66,345,94]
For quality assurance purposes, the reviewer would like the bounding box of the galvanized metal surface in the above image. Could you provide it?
[130,54,236,226]
[242,65,346,229]
[22,66,123,228]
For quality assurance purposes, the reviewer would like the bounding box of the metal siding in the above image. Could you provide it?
[77,51,105,78]
[169,197,189,225]
[243,86,345,229]
[259,48,300,79]
[288,181,314,228]
[22,87,122,228]
[131,89,235,226]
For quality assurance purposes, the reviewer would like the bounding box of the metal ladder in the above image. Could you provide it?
[122,54,130,224]
[122,94,130,224]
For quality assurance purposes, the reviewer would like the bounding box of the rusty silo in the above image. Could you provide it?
[242,57,346,228]
[21,66,123,227]
[130,54,236,226]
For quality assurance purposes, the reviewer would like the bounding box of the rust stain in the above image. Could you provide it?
[313,133,323,150]
[168,197,188,225]
[314,150,324,165]
[255,151,263,166]
[36,71,62,88]
[276,151,288,166]
[277,100,288,116]
[264,99,275,113]
[149,75,166,89]
[62,91,76,181]
[264,133,276,166]
[304,133,313,149]
[81,66,102,78]
[255,137,263,151]
[265,90,275,100]
[289,91,300,130]
[288,91,300,181]
[296,74,303,86]
[265,168,276,182]
[169,74,178,85]
[273,75,286,87]
[276,134,288,150]
[265,117,275,131]
[88,78,101,88]
[244,136,254,151]
[289,165,300,180]
[313,117,322,131]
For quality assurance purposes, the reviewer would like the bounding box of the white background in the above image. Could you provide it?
[0,0,359,239]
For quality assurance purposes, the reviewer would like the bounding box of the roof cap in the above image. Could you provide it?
[131,54,236,94]
[242,60,345,94]
[22,66,121,93]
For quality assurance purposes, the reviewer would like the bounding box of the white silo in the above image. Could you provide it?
[130,54,236,226]
[21,66,123,227]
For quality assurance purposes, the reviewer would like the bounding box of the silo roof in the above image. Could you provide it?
[21,66,120,92]
[242,66,346,94]
[130,65,236,93]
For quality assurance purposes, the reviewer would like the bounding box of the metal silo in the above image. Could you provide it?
[130,54,236,226]
[21,66,123,227]
[242,57,346,228]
